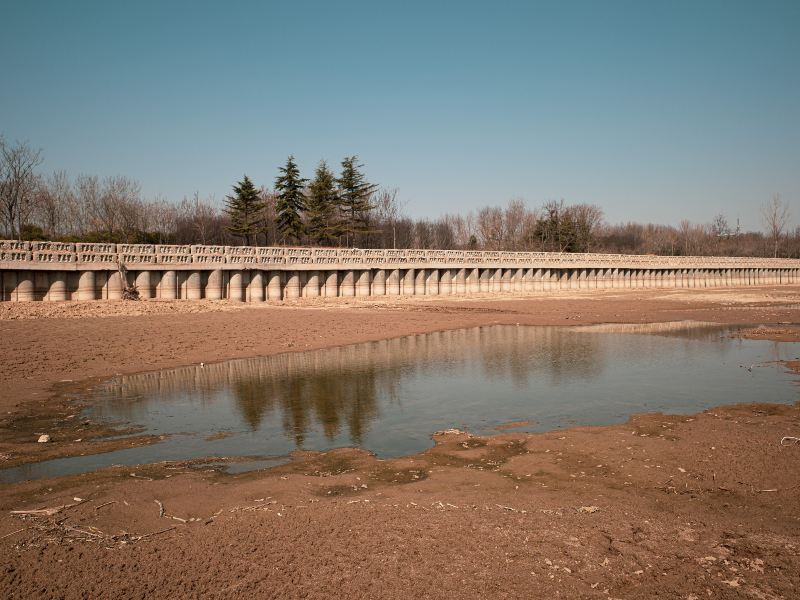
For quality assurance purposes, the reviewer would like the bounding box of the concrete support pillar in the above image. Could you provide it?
[159,270,177,300]
[425,268,439,295]
[386,269,400,296]
[77,271,96,301]
[593,268,603,289]
[229,270,245,301]
[532,268,543,292]
[47,272,67,301]
[522,268,534,292]
[104,271,122,300]
[439,269,452,295]
[565,269,575,290]
[456,268,467,294]
[285,271,301,299]
[578,269,588,289]
[467,268,480,294]
[613,269,621,289]
[372,269,386,296]
[555,269,564,290]
[14,271,34,301]
[489,268,501,292]
[249,271,264,302]
[205,269,224,300]
[340,270,356,297]
[356,270,371,296]
[511,268,524,292]
[133,271,152,299]
[479,268,491,292]
[540,268,551,291]
[324,271,338,297]
[402,268,415,295]
[304,270,320,298]
[500,268,512,292]
[414,268,427,295]
[267,271,283,300]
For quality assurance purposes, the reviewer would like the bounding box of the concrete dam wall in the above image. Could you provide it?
[2,240,799,302]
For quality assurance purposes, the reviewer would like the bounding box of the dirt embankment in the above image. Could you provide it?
[1,287,800,598]
[2,404,799,599]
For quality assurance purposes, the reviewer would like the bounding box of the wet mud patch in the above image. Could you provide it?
[368,466,429,485]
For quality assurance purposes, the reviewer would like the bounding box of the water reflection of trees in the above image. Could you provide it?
[92,325,626,446]
[232,367,382,445]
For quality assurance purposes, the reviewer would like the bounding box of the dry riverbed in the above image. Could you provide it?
[1,287,800,599]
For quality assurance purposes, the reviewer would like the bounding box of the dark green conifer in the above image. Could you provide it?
[336,156,377,246]
[224,175,264,245]
[274,156,307,244]
[306,160,338,245]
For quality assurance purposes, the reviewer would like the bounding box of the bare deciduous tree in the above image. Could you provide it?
[87,175,141,241]
[0,138,43,239]
[36,171,77,238]
[761,193,790,258]
[372,188,405,249]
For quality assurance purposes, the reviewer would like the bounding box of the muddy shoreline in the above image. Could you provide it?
[2,287,800,599]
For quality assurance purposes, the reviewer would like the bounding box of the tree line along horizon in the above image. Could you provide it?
[0,136,796,258]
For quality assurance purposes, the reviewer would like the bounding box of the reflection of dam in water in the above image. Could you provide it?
[93,325,613,442]
[5,323,797,483]
[89,322,793,447]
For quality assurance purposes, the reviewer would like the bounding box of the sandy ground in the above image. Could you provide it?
[1,287,800,599]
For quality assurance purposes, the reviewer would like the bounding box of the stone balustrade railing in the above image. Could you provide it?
[2,240,799,270]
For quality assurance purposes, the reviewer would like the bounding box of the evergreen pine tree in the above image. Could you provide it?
[336,156,378,246]
[274,155,308,244]
[224,175,265,245]
[306,160,338,245]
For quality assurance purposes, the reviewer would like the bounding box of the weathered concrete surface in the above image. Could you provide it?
[2,240,799,301]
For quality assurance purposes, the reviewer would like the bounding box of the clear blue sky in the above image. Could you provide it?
[2,0,798,230]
